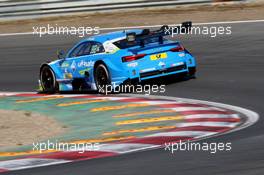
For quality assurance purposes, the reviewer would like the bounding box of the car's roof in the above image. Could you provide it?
[82,29,143,43]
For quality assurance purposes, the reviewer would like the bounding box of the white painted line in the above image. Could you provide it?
[176,122,239,128]
[0,19,264,37]
[170,107,224,112]
[0,32,32,36]
[0,92,35,95]
[0,158,70,171]
[184,114,240,119]
[96,143,154,154]
[193,19,264,26]
[145,130,218,137]
[135,100,184,105]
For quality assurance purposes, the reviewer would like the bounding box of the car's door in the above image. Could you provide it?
[61,41,105,78]
[74,41,105,77]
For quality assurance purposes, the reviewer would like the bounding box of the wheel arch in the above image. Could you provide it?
[39,63,59,93]
[39,63,51,76]
[93,60,111,78]
[40,63,60,79]
[94,60,107,70]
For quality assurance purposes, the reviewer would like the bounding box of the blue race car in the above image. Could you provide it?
[39,22,196,93]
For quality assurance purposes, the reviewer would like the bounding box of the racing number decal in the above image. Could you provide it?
[150,53,167,60]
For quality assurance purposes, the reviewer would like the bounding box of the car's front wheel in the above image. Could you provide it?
[40,65,58,93]
[94,64,111,94]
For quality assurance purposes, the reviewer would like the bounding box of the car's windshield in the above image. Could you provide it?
[68,41,104,58]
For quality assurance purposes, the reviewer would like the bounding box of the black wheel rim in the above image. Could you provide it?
[96,66,109,87]
[41,67,55,91]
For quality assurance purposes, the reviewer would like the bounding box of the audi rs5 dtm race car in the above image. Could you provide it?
[39,21,196,93]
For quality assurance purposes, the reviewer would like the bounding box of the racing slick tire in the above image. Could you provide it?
[40,65,58,93]
[94,63,111,94]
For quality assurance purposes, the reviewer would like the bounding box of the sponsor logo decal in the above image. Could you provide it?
[127,62,138,68]
[171,62,184,67]
[61,62,69,68]
[64,73,73,79]
[103,41,120,53]
[79,68,91,75]
[78,60,95,68]
[178,53,185,57]
[150,53,167,60]
[158,61,166,67]
[140,67,156,73]
[70,61,76,72]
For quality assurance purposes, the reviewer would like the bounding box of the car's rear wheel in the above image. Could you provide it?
[40,66,58,93]
[94,64,111,94]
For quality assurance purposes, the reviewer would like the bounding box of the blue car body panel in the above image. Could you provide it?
[41,29,196,92]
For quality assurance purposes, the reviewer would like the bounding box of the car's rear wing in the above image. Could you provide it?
[126,21,192,47]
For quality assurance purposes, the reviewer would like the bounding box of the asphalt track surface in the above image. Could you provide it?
[0,22,264,175]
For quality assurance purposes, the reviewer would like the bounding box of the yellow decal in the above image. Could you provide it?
[79,68,91,75]
[64,73,73,79]
[103,126,176,136]
[116,115,183,125]
[91,103,150,112]
[150,53,167,60]
[113,109,176,118]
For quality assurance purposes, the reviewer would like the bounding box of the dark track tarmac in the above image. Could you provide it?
[0,22,264,175]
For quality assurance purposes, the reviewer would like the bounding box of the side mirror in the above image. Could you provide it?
[57,50,65,59]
